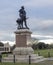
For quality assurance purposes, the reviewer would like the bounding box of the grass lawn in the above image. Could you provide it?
[34,49,53,57]
[0,60,53,65]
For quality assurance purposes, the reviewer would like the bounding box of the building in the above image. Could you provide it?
[0,42,11,53]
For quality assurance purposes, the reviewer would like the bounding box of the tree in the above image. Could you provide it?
[31,38,39,50]
[49,44,53,49]
[0,42,4,46]
[32,44,37,50]
[37,42,46,49]
[11,44,16,51]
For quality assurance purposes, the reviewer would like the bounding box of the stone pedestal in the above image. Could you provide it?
[14,29,32,47]
[13,29,34,55]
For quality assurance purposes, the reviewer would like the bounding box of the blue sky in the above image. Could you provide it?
[0,0,53,41]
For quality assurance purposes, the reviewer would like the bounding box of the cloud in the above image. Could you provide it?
[28,18,53,35]
[29,18,53,29]
[37,20,53,30]
[24,0,53,8]
[31,34,53,39]
[1,41,15,46]
[0,31,15,41]
[39,39,53,44]
[31,34,53,40]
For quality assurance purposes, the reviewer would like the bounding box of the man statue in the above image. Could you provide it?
[19,6,29,29]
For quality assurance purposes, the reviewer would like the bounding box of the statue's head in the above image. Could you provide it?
[21,6,24,9]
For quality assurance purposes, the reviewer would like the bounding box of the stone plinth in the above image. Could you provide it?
[14,29,32,47]
[13,47,34,55]
[13,29,34,55]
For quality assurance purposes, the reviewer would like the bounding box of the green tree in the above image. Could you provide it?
[0,42,4,46]
[37,42,46,49]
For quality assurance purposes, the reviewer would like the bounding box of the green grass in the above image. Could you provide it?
[0,61,53,65]
[34,49,53,57]
[2,54,8,58]
[35,60,53,65]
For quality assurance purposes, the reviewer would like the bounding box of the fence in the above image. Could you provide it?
[1,55,31,64]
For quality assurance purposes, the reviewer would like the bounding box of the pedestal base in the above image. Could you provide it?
[13,47,34,55]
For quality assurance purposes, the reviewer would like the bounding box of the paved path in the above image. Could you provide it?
[47,57,53,60]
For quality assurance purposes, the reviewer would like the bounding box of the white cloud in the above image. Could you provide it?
[1,41,15,46]
[31,34,53,39]
[39,39,53,44]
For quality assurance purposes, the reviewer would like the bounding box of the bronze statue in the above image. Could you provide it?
[16,6,29,29]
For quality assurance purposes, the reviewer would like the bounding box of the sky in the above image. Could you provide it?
[0,0,53,42]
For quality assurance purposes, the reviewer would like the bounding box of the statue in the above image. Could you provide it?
[16,6,29,29]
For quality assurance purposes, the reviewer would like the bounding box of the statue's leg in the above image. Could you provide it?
[22,21,23,28]
[20,19,23,28]
[18,23,20,29]
[18,24,19,29]
[18,21,22,29]
[24,20,29,29]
